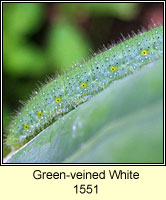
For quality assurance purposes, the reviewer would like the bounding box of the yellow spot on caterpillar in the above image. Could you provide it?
[110,66,117,72]
[81,82,87,88]
[56,97,61,103]
[24,124,29,130]
[37,111,43,118]
[141,49,148,56]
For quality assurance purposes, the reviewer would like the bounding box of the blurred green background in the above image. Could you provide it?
[3,2,163,158]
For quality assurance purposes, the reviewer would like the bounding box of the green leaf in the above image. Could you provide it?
[3,3,46,77]
[4,43,47,76]
[47,19,91,71]
[3,3,44,36]
[5,59,163,163]
[61,3,140,21]
[85,3,140,20]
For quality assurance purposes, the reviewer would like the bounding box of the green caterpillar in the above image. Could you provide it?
[6,25,163,150]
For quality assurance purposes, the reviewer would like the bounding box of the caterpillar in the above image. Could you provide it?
[6,25,163,150]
